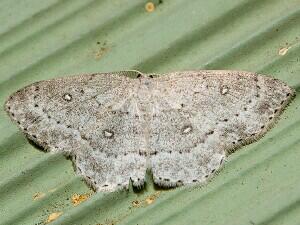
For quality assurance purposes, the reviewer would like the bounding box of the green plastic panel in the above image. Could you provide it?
[0,0,299,224]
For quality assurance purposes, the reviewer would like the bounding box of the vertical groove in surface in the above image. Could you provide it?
[0,0,299,225]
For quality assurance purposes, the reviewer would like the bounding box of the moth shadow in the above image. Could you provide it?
[27,139,48,152]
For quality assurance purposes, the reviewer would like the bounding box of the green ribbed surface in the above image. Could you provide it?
[0,0,299,224]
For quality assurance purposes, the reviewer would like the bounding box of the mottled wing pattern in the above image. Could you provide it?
[5,72,147,192]
[5,70,295,192]
[149,71,294,187]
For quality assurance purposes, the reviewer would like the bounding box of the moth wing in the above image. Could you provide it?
[5,71,147,192]
[149,70,294,187]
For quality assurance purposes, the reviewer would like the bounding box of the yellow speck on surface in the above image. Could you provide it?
[145,2,155,12]
[94,47,109,59]
[132,191,161,208]
[33,192,45,200]
[46,212,62,223]
[145,191,161,205]
[132,200,141,207]
[278,46,290,55]
[145,196,155,205]
[71,193,91,206]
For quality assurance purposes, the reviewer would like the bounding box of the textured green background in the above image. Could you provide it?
[0,0,300,224]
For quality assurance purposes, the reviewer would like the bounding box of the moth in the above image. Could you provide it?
[4,70,295,192]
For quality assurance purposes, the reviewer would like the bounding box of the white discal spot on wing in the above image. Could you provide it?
[4,70,295,192]
[103,130,114,138]
[220,86,229,95]
[182,125,193,134]
[63,93,72,101]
